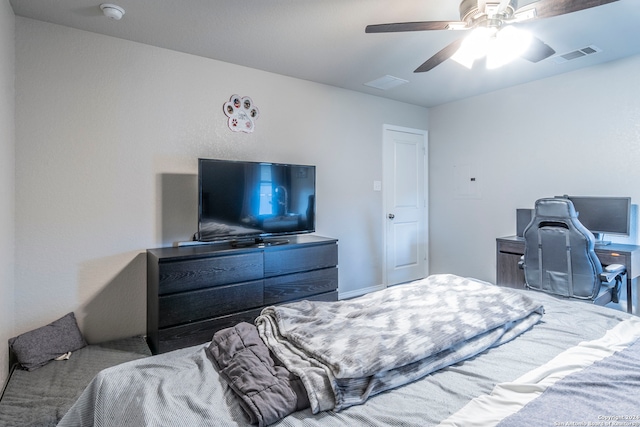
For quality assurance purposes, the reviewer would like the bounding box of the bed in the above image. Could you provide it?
[58,274,640,427]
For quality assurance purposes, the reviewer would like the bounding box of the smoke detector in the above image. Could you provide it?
[100,4,125,20]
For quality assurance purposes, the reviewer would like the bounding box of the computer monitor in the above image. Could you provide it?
[565,196,631,244]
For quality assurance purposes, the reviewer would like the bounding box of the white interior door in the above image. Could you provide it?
[383,126,428,286]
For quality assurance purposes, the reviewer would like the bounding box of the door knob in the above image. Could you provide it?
[388,213,395,219]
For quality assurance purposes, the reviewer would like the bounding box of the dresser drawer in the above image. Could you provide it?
[264,243,338,277]
[264,267,338,304]
[158,252,263,295]
[156,307,264,354]
[155,288,341,354]
[158,280,263,328]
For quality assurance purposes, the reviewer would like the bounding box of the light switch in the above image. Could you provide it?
[373,181,382,191]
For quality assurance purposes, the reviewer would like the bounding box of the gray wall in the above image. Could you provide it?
[8,10,640,382]
[13,17,428,343]
[429,54,640,291]
[0,1,16,386]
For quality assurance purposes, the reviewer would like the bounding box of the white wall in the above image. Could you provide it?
[429,54,640,288]
[0,1,15,384]
[14,18,428,343]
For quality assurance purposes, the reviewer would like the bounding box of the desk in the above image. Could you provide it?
[496,235,640,314]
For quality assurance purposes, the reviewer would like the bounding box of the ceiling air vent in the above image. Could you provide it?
[553,45,602,64]
[364,75,409,91]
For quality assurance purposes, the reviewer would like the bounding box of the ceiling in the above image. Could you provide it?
[9,0,640,108]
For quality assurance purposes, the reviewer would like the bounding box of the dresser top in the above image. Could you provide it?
[148,234,337,261]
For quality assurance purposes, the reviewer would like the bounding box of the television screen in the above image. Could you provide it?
[197,159,316,243]
[566,196,631,237]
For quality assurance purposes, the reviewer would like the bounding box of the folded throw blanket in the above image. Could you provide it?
[208,322,310,427]
[255,274,544,413]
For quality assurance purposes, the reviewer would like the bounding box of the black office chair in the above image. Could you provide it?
[519,198,626,306]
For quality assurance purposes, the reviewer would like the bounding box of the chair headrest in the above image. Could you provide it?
[534,198,578,219]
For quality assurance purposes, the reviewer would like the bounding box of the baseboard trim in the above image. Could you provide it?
[338,284,386,300]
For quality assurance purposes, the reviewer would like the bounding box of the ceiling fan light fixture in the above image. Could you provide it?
[451,27,495,69]
[486,26,533,69]
[367,0,618,74]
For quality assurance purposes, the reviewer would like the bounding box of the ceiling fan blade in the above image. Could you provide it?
[520,36,555,63]
[414,38,464,73]
[523,0,619,20]
[366,21,465,33]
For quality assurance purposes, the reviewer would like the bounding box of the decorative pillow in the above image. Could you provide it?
[8,312,87,371]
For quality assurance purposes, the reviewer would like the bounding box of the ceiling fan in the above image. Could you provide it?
[365,0,619,72]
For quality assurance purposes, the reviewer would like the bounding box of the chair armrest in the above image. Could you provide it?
[600,263,626,283]
[605,263,625,274]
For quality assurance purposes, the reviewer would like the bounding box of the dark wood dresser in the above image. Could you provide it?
[147,235,338,354]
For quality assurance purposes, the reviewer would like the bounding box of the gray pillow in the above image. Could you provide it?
[9,312,87,371]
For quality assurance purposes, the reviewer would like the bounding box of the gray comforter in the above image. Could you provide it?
[255,274,544,413]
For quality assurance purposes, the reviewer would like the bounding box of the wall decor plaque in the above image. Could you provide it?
[223,94,259,133]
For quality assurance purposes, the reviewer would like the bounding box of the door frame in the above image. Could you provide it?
[382,124,429,287]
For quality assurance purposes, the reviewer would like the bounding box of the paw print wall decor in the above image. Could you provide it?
[223,95,260,133]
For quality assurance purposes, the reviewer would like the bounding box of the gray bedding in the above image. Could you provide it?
[208,275,543,426]
[441,315,640,426]
[58,279,637,427]
[255,275,543,413]
[0,336,150,427]
[497,337,640,426]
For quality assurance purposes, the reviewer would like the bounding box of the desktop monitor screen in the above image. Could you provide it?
[566,196,631,237]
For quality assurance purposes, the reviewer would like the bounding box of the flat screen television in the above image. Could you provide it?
[563,195,631,243]
[197,159,316,244]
